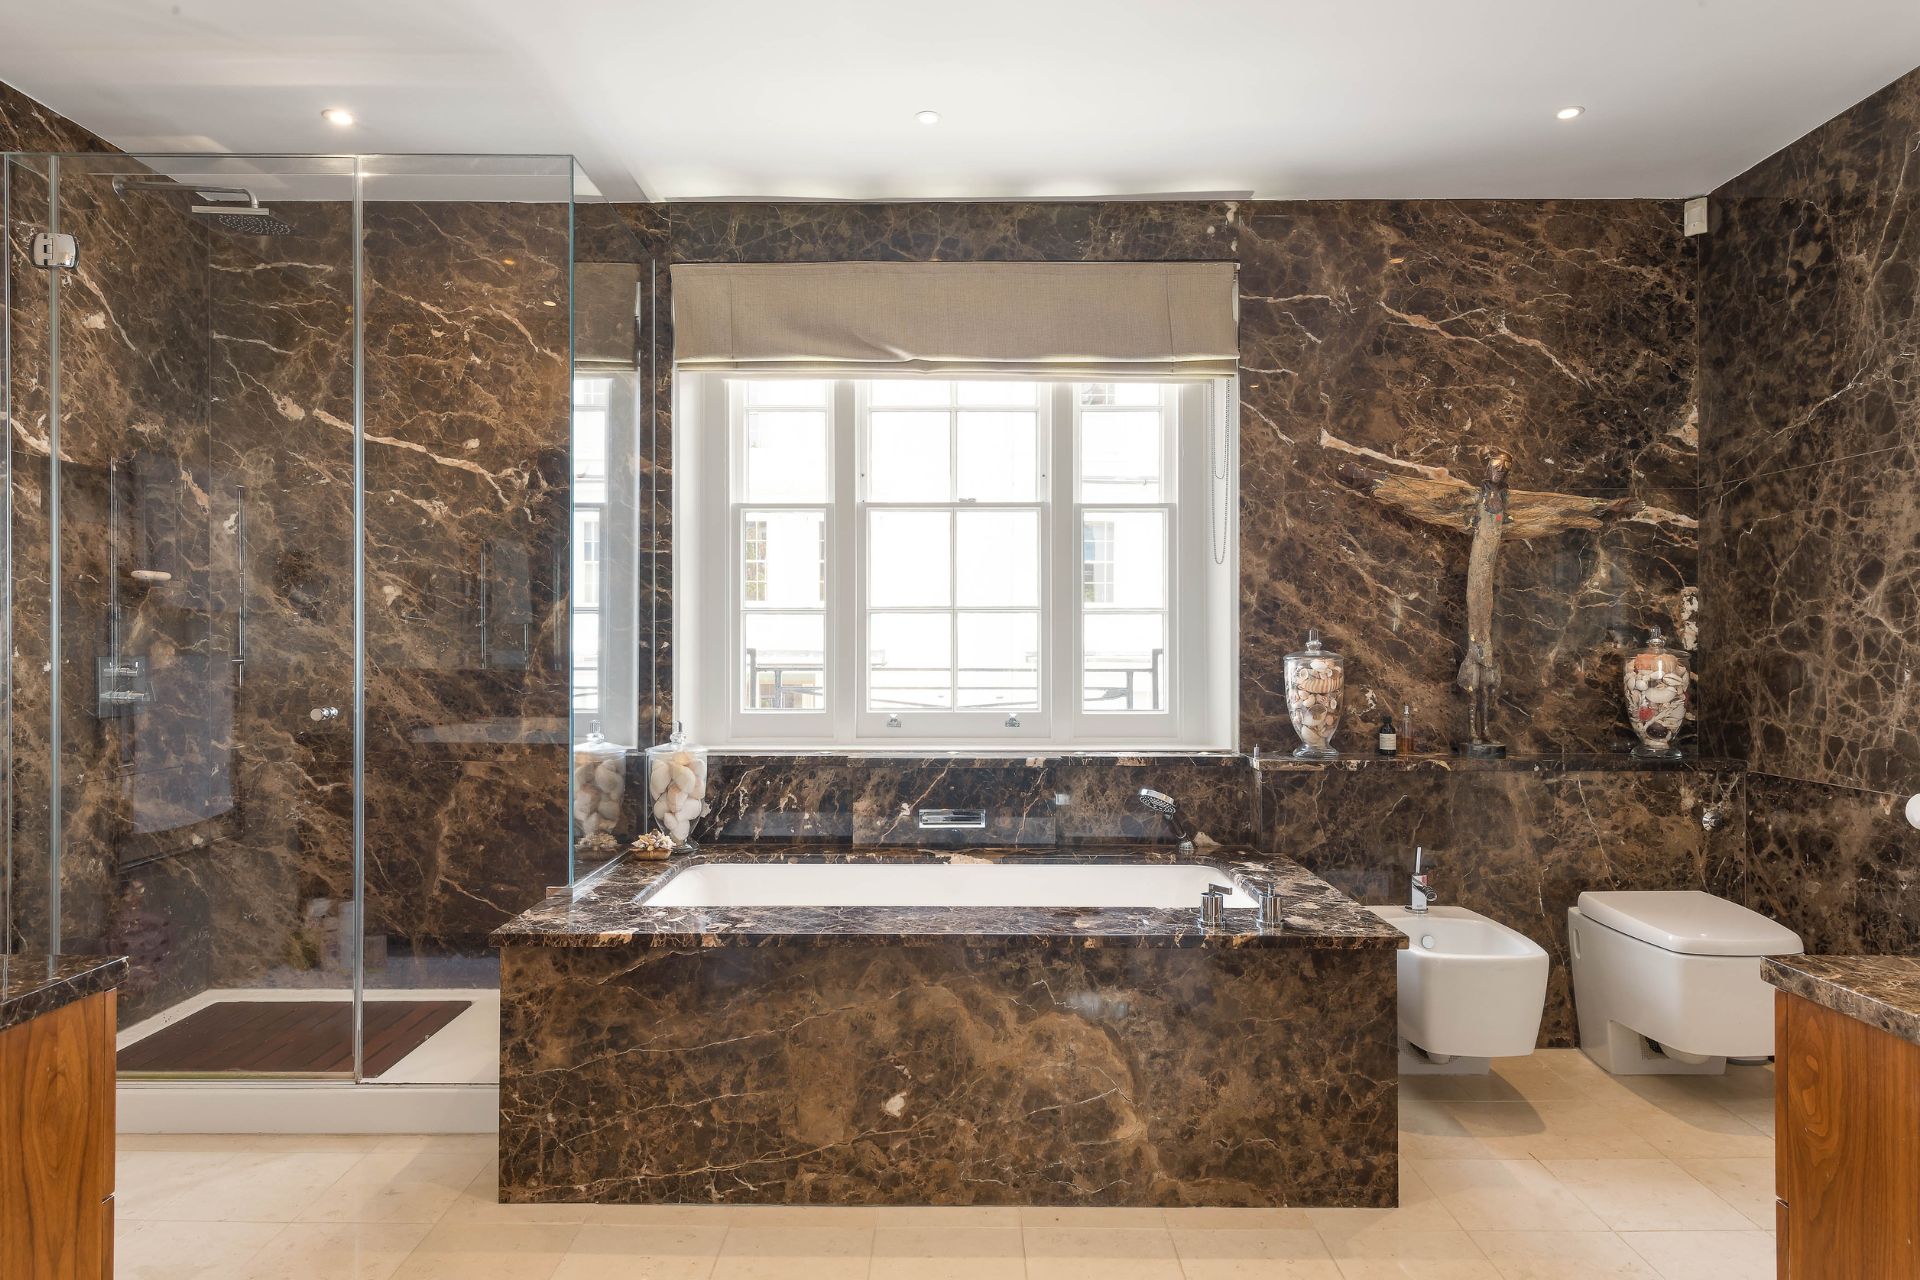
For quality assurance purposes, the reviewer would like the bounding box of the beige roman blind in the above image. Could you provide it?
[670,260,1238,377]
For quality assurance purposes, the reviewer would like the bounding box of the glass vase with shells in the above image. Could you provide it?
[1623,626,1689,759]
[642,723,708,857]
[1284,630,1345,759]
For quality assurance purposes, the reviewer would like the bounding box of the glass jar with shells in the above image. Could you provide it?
[643,723,709,856]
[571,725,627,858]
[1623,626,1689,758]
[1284,630,1345,759]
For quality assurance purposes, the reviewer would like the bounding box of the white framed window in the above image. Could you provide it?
[678,373,1236,749]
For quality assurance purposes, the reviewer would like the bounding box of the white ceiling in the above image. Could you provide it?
[3,0,1918,203]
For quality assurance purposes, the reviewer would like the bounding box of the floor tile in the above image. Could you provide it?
[1411,1160,1606,1233]
[1309,1164,1458,1235]
[299,1151,492,1224]
[871,1205,1025,1228]
[1399,1098,1500,1160]
[117,1151,250,1220]
[551,1224,725,1279]
[1618,1229,1777,1280]
[1022,1205,1170,1228]
[1024,1226,1183,1279]
[229,1221,432,1280]
[144,1150,366,1222]
[442,1167,599,1224]
[1319,1227,1502,1279]
[1171,1226,1339,1278]
[1468,1229,1663,1279]
[1540,1159,1752,1232]
[1620,1106,1774,1161]
[387,1222,577,1280]
[1675,1157,1777,1229]
[1446,1099,1664,1161]
[115,1220,286,1280]
[1163,1206,1314,1228]
[869,1226,1025,1279]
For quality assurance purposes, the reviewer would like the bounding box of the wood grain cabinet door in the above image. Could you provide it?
[0,992,116,1280]
[1776,991,1920,1279]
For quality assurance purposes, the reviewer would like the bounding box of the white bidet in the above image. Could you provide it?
[1368,904,1549,1075]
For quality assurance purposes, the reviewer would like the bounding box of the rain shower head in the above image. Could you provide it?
[111,175,296,236]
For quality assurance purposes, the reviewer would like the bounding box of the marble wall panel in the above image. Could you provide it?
[1261,759,1747,1047]
[630,199,1699,761]
[500,939,1398,1207]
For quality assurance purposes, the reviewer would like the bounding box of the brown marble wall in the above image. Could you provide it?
[627,199,1701,758]
[500,937,1397,1207]
[1261,757,1747,1047]
[1699,65,1920,954]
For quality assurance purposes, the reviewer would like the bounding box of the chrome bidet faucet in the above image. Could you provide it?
[1409,846,1437,913]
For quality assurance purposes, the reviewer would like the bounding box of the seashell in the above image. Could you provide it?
[652,796,674,823]
[597,796,620,821]
[1296,670,1339,694]
[669,763,698,796]
[674,794,704,823]
[594,761,623,791]
[649,758,671,796]
[572,789,596,821]
[670,751,694,767]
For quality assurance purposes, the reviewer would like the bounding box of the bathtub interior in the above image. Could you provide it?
[639,860,1262,909]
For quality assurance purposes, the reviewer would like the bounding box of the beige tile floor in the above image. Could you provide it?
[116,1049,1777,1280]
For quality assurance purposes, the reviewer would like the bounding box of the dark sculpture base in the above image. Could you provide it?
[1457,740,1507,758]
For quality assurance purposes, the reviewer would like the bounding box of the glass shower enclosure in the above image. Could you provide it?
[2,151,642,1087]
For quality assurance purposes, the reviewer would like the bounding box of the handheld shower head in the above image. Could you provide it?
[1135,788,1196,852]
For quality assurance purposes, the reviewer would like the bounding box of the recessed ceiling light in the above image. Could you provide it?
[915,110,940,126]
[321,107,355,127]
[1555,105,1585,121]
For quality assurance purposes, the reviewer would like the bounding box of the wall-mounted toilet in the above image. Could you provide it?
[1369,904,1549,1074]
[1569,890,1803,1075]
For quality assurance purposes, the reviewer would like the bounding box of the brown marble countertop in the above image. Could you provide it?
[1764,955,1920,1047]
[0,953,129,1034]
[492,845,1406,951]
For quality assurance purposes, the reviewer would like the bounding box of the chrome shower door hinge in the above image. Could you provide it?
[31,232,79,270]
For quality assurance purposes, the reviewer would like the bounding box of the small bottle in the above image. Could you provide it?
[1376,714,1399,756]
[1401,703,1414,754]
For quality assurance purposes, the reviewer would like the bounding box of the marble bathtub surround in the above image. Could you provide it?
[1764,955,1920,1048]
[491,844,1406,950]
[0,953,128,1032]
[496,845,1401,1208]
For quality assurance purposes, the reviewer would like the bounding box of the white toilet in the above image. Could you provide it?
[1568,890,1803,1075]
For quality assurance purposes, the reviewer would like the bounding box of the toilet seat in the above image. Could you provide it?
[1577,890,1803,956]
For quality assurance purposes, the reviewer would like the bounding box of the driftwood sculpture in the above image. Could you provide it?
[1337,447,1633,756]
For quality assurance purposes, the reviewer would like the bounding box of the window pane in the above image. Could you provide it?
[744,409,828,501]
[1080,382,1162,407]
[868,411,951,501]
[1082,509,1165,607]
[956,411,1038,501]
[956,509,1038,607]
[957,381,1036,406]
[1080,409,1163,501]
[745,379,827,406]
[743,613,825,711]
[870,613,952,710]
[869,510,950,606]
[958,612,1039,711]
[742,509,825,608]
[1083,612,1167,712]
[869,379,952,407]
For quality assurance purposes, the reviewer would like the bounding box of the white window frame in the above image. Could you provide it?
[677,372,1236,750]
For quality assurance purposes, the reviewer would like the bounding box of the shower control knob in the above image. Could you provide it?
[309,706,341,722]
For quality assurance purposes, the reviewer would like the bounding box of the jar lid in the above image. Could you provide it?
[1286,627,1342,661]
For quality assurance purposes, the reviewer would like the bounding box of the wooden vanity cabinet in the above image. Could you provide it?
[0,990,117,1280]
[1774,990,1920,1278]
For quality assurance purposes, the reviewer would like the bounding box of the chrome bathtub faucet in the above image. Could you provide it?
[1409,846,1437,914]
[1199,882,1232,928]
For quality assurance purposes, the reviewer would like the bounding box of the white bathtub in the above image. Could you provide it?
[641,861,1259,909]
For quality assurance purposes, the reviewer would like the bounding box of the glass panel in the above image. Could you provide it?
[1080,382,1162,406]
[1083,612,1168,712]
[956,510,1039,607]
[40,154,364,1079]
[869,379,953,406]
[1083,510,1166,607]
[869,511,950,607]
[1081,409,1164,501]
[745,379,828,406]
[956,411,1039,501]
[867,411,950,501]
[743,613,825,711]
[869,613,953,711]
[741,510,826,608]
[957,381,1037,406]
[744,409,829,502]
[958,613,1040,710]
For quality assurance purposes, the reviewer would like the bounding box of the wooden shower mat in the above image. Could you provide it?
[117,999,470,1076]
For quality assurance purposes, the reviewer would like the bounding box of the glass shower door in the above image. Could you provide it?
[34,154,364,1077]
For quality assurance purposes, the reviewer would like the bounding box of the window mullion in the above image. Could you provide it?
[1050,383,1077,745]
[834,379,859,743]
